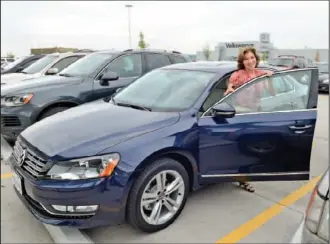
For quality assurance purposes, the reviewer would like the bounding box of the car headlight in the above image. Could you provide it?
[46,153,120,180]
[323,79,329,84]
[1,93,33,107]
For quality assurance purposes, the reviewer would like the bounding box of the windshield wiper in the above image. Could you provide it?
[58,73,73,77]
[116,102,152,111]
[19,71,28,74]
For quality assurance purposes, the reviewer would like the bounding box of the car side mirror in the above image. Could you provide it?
[100,71,119,86]
[46,67,59,75]
[211,102,235,118]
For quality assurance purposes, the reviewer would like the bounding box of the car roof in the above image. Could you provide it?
[94,48,185,56]
[160,61,280,75]
[46,52,90,58]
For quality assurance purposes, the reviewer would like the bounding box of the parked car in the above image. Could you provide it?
[1,55,45,75]
[1,52,87,85]
[8,62,319,233]
[314,62,329,93]
[290,168,328,243]
[269,55,310,70]
[1,57,16,66]
[1,49,190,144]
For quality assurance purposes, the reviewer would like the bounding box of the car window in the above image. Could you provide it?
[21,58,39,69]
[105,54,142,78]
[222,70,312,114]
[59,53,112,77]
[170,55,186,64]
[23,55,59,74]
[1,56,28,70]
[201,75,230,113]
[50,56,82,73]
[145,53,171,71]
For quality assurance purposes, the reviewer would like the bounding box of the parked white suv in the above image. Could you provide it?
[1,52,87,85]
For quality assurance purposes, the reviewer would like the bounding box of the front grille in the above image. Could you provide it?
[12,139,49,178]
[1,115,21,127]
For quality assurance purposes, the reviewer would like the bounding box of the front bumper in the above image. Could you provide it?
[10,156,128,229]
[1,105,37,142]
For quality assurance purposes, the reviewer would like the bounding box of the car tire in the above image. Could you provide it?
[38,107,71,120]
[127,157,190,233]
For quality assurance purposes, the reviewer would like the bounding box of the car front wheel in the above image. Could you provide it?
[127,158,190,233]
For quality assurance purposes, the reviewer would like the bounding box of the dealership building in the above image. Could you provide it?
[197,32,328,63]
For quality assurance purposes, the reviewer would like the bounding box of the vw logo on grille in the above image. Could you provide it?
[18,149,27,166]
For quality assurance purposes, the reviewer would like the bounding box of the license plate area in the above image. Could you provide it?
[12,170,23,195]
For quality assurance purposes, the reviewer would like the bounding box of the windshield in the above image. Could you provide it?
[22,55,58,74]
[59,53,112,77]
[113,69,216,112]
[2,56,29,70]
[269,58,294,67]
[316,63,328,73]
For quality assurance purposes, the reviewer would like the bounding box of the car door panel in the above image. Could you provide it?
[198,68,318,183]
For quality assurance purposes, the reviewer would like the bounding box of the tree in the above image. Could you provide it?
[6,52,15,58]
[203,44,211,60]
[261,52,268,61]
[138,31,149,49]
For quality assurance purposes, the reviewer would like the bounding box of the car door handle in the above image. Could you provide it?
[289,125,313,130]
[289,125,313,134]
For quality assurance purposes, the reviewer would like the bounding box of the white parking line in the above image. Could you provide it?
[1,137,94,244]
[44,225,94,244]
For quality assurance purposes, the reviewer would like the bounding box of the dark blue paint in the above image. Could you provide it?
[10,64,318,229]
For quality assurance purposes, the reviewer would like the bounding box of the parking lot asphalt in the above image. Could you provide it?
[1,94,328,243]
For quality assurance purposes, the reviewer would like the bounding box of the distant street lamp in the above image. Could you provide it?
[125,4,133,48]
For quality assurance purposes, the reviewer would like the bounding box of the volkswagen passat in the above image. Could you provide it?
[9,62,319,233]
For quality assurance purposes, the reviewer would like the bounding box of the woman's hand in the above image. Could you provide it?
[224,86,235,96]
[265,71,274,77]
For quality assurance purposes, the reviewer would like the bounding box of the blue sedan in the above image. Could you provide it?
[9,61,319,233]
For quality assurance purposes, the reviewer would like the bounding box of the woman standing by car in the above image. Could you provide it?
[224,47,274,192]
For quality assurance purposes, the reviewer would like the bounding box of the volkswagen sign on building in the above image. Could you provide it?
[196,32,328,62]
[213,33,276,61]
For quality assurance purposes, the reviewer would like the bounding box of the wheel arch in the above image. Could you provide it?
[35,100,81,121]
[128,147,199,193]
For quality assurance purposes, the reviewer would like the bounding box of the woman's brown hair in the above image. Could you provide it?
[237,47,260,70]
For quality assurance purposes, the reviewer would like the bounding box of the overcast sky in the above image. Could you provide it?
[1,1,329,56]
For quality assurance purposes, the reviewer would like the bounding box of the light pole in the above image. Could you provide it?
[125,4,133,48]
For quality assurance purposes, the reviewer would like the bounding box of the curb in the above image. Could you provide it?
[44,225,94,244]
[1,136,94,244]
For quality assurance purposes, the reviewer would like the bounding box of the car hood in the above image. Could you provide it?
[1,72,40,85]
[1,75,83,96]
[21,102,180,160]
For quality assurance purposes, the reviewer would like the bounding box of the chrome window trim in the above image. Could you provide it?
[201,108,317,118]
[201,67,317,118]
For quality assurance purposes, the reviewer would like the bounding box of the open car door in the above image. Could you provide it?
[198,68,318,183]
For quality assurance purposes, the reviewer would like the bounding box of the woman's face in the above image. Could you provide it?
[243,51,257,70]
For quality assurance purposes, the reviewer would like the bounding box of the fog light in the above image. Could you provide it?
[52,205,98,213]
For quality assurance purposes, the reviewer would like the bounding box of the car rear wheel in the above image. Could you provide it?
[127,158,190,233]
